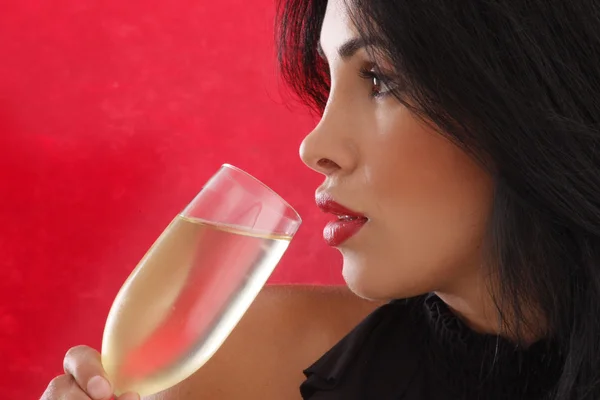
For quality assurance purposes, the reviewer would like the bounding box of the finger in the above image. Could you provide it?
[41,374,90,400]
[117,393,141,400]
[41,374,72,400]
[63,346,113,400]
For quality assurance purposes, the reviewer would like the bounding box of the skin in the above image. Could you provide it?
[41,0,499,399]
[44,286,380,400]
[306,0,495,329]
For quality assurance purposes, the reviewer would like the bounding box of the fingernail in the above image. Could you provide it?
[87,375,112,400]
[118,392,141,400]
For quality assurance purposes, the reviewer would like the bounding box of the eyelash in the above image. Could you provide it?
[358,67,395,99]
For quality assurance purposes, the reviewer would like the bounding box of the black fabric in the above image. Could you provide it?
[300,294,562,400]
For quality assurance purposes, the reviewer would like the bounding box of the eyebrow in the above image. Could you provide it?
[317,37,382,61]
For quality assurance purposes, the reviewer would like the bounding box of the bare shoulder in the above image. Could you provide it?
[147,285,383,400]
[251,285,385,357]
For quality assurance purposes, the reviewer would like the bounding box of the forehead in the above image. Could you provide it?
[320,0,359,57]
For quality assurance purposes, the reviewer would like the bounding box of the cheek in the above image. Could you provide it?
[371,112,492,225]
[382,144,492,224]
[359,116,493,293]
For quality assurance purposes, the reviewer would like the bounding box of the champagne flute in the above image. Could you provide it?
[101,164,302,396]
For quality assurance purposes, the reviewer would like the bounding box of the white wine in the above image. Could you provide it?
[101,215,291,396]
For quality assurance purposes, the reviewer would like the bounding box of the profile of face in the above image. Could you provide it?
[300,0,494,301]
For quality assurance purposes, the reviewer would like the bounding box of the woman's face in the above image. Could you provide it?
[300,0,494,300]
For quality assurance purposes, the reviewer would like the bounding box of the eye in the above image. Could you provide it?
[359,67,395,98]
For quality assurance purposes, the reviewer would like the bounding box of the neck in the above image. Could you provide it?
[434,273,544,345]
[434,289,499,335]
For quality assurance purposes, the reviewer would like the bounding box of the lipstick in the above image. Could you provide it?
[316,193,368,247]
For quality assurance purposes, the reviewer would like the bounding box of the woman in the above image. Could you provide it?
[42,0,600,399]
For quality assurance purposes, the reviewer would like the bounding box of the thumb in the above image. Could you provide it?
[63,345,113,400]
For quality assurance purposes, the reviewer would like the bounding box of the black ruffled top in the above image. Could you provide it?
[300,294,562,400]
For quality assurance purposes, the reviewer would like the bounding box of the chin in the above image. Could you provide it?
[340,253,432,302]
[341,256,395,301]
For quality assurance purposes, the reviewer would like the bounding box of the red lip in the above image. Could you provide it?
[316,193,368,247]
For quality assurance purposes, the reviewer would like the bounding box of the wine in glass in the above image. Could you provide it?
[101,164,302,396]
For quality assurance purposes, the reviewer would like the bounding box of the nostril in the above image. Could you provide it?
[317,158,340,170]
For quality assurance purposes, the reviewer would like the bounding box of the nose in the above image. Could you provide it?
[299,105,357,177]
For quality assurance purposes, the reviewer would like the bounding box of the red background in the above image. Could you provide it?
[0,0,342,398]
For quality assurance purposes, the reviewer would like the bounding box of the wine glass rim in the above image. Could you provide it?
[221,163,302,225]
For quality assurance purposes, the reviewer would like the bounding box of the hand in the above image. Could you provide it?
[41,345,139,400]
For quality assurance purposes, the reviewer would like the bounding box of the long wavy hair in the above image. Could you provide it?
[276,1,600,399]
